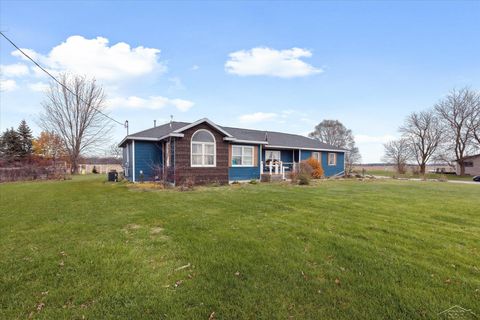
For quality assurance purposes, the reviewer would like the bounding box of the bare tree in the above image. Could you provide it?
[39,74,113,173]
[309,120,361,173]
[382,139,411,174]
[108,143,122,159]
[434,88,478,175]
[467,93,480,146]
[400,110,443,175]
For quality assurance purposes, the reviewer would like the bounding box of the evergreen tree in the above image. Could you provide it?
[0,128,22,161]
[17,120,33,159]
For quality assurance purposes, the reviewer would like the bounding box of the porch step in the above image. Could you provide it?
[270,174,284,182]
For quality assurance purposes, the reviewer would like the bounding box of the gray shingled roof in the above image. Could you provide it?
[123,120,344,151]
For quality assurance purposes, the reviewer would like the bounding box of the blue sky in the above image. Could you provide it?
[1,1,479,162]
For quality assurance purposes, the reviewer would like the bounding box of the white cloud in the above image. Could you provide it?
[28,81,49,92]
[225,47,322,78]
[355,134,396,144]
[107,95,194,112]
[191,65,199,71]
[11,35,165,81]
[239,112,278,123]
[0,79,18,92]
[0,63,29,77]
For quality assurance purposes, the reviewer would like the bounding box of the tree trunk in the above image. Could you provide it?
[419,163,426,175]
[70,154,79,174]
[459,161,465,176]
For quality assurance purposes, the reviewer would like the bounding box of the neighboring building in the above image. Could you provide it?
[456,154,480,176]
[119,118,346,184]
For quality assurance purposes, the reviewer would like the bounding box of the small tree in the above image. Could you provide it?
[382,139,411,174]
[0,128,22,161]
[33,131,67,164]
[17,120,33,159]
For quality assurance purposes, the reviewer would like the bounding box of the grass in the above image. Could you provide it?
[0,176,479,319]
[364,169,474,181]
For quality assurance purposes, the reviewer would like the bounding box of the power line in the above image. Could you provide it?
[0,31,128,128]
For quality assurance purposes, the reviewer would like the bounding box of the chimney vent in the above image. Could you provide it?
[154,120,157,127]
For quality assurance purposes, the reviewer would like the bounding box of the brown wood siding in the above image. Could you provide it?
[174,123,229,185]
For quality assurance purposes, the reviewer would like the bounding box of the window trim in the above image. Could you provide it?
[190,129,216,167]
[312,151,321,162]
[265,150,281,162]
[231,145,255,167]
[328,153,337,166]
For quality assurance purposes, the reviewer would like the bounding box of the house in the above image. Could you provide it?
[456,154,480,176]
[119,118,346,184]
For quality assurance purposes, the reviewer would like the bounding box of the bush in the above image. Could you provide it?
[299,161,313,177]
[288,171,299,184]
[179,176,195,191]
[249,179,258,184]
[298,173,310,185]
[305,157,324,179]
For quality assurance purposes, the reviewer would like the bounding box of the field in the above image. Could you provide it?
[1,176,479,319]
[362,169,474,181]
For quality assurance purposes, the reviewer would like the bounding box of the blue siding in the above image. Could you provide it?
[323,152,345,177]
[134,141,162,181]
[262,148,345,177]
[228,145,261,181]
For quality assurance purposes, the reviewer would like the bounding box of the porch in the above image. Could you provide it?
[260,161,297,180]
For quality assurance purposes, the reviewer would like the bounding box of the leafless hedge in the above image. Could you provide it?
[0,164,70,182]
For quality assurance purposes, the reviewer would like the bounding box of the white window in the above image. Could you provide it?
[328,153,336,166]
[232,145,254,166]
[312,152,321,162]
[191,129,216,167]
[265,150,281,162]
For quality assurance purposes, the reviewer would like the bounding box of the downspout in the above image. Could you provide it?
[132,140,136,182]
[259,145,263,177]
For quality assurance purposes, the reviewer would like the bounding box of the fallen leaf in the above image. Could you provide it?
[335,278,341,285]
[445,278,451,284]
[209,311,215,320]
[234,271,240,276]
[36,302,45,311]
[174,280,182,288]
[59,260,64,267]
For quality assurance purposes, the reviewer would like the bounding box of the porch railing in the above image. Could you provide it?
[260,161,297,180]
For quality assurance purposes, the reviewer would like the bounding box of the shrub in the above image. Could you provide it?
[299,161,313,177]
[181,176,195,190]
[298,173,310,185]
[249,179,258,184]
[288,171,299,184]
[305,157,324,179]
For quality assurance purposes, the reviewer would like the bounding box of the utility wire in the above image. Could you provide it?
[0,31,128,128]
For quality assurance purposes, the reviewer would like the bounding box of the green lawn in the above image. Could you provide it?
[364,169,474,181]
[1,177,479,319]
